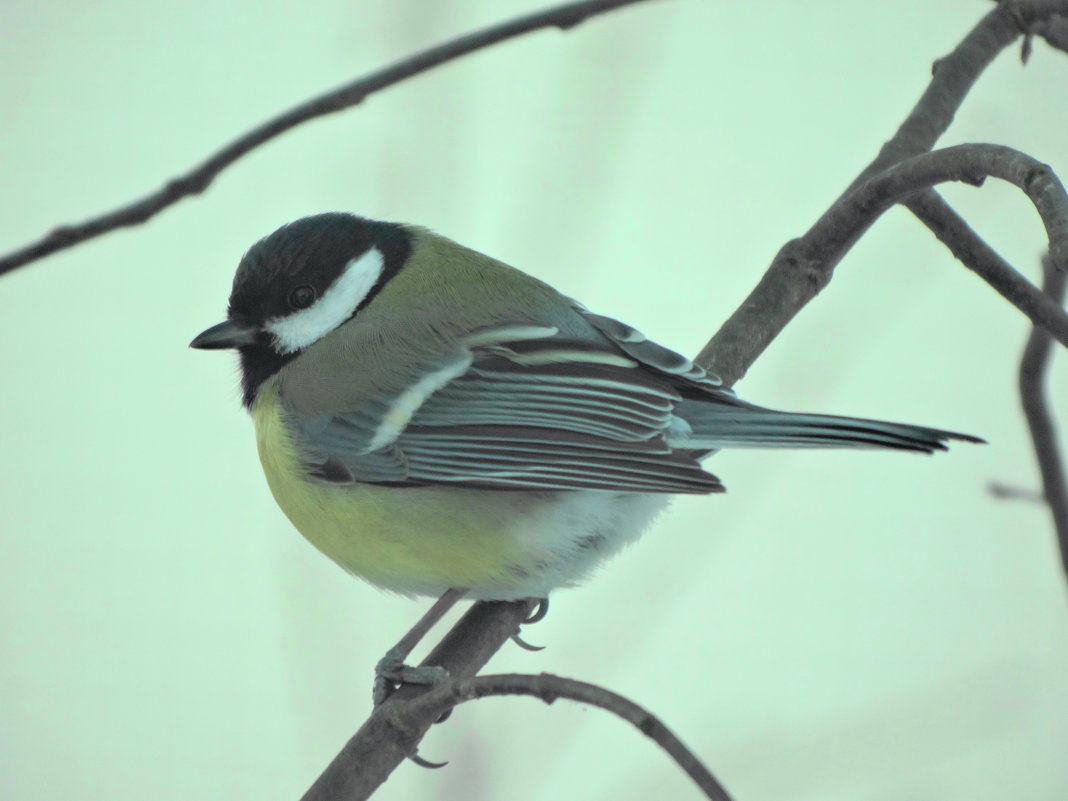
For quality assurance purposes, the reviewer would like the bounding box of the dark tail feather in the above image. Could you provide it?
[670,401,982,454]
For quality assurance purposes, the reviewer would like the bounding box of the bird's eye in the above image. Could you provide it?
[288,285,317,310]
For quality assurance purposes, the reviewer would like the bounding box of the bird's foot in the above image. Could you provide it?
[373,646,450,707]
[371,588,467,706]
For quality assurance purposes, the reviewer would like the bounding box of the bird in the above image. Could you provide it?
[190,213,977,696]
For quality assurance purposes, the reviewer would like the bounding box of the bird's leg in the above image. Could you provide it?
[373,587,468,706]
[510,596,549,651]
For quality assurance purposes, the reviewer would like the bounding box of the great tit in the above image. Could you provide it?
[191,213,977,603]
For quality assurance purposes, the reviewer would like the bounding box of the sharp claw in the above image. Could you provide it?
[510,631,545,652]
[409,751,449,769]
[511,597,550,651]
[523,597,549,625]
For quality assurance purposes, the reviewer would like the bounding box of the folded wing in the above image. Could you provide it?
[286,321,726,494]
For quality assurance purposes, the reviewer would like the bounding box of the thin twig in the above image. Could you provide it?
[397,673,734,801]
[0,0,664,278]
[1019,255,1068,588]
[906,191,1068,348]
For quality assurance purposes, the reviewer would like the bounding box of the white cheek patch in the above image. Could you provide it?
[266,248,385,353]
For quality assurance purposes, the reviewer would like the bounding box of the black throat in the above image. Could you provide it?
[238,334,298,409]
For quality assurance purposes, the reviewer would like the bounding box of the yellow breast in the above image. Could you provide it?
[251,381,533,597]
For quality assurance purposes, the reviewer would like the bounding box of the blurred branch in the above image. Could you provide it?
[987,481,1045,501]
[1019,255,1068,588]
[398,673,735,801]
[0,0,664,278]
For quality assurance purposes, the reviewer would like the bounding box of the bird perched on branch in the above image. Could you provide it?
[191,213,977,696]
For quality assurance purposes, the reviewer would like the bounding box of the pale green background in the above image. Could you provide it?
[2,1,1066,799]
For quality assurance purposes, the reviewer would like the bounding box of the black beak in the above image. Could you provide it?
[189,320,258,350]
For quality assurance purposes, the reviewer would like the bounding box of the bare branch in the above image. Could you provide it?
[906,191,1068,349]
[1033,7,1068,54]
[1019,255,1068,588]
[0,0,664,278]
[699,143,1068,383]
[395,673,735,801]
[853,0,1068,189]
[818,144,1068,269]
[698,1,1068,385]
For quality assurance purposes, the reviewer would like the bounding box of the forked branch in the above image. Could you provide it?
[301,600,539,801]
[699,142,1068,384]
[698,0,1068,385]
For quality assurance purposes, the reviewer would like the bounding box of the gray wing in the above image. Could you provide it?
[286,316,729,494]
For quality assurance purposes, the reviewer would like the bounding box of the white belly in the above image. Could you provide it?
[484,490,674,600]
